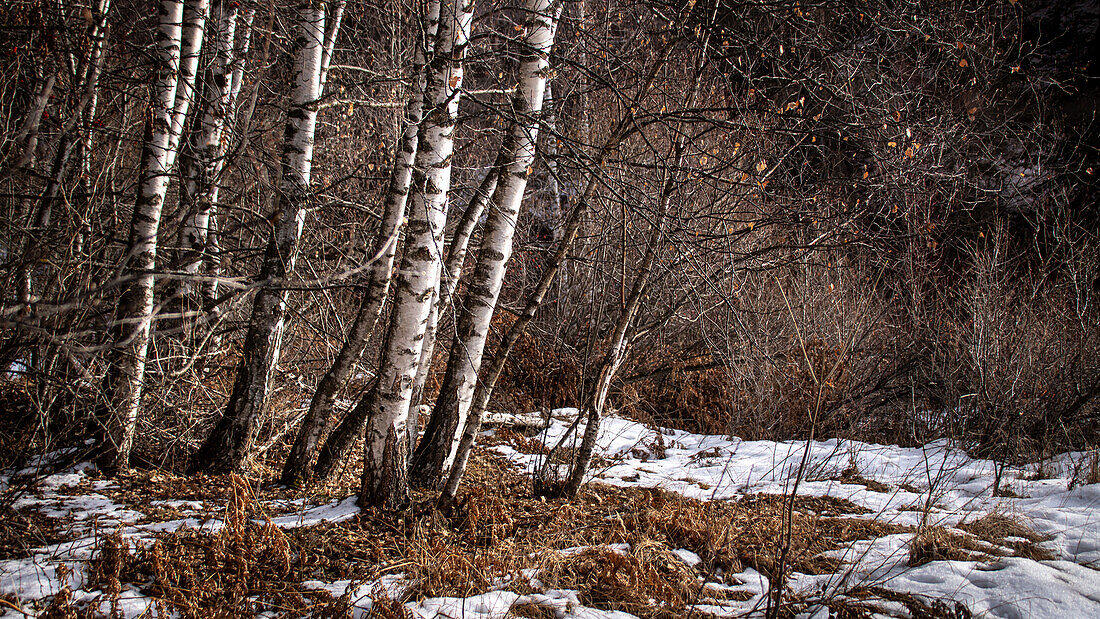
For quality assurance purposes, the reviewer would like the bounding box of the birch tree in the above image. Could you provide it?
[436,48,675,508]
[281,0,442,487]
[308,169,497,483]
[191,0,343,474]
[101,0,207,472]
[174,0,253,326]
[405,165,499,450]
[356,0,475,509]
[410,0,562,487]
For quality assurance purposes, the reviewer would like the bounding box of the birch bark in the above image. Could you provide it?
[311,167,495,483]
[281,0,441,487]
[358,0,474,509]
[436,44,675,507]
[202,7,255,314]
[165,0,210,172]
[101,0,192,472]
[406,165,499,450]
[175,0,244,321]
[191,0,334,474]
[410,0,561,487]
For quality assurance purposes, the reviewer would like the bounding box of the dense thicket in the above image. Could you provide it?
[1,0,1097,499]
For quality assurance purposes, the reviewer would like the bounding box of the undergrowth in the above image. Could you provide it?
[9,447,938,618]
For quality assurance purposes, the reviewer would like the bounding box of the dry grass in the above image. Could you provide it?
[837,465,891,493]
[908,526,996,566]
[0,508,75,560]
[908,513,1055,567]
[958,513,1056,561]
[16,449,917,617]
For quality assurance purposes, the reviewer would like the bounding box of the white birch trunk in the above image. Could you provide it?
[406,166,498,451]
[101,0,188,472]
[281,0,441,486]
[202,7,255,312]
[165,0,210,172]
[176,0,244,317]
[359,0,474,509]
[192,0,330,474]
[310,162,492,483]
[410,0,561,486]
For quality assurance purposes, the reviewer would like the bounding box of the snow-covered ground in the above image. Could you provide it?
[1,411,1098,618]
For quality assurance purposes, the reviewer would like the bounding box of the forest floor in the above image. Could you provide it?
[1,410,1098,618]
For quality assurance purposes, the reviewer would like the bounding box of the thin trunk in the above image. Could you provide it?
[100,0,191,473]
[164,0,211,172]
[202,7,255,315]
[542,82,564,243]
[22,0,112,302]
[438,145,608,508]
[407,166,498,451]
[175,0,245,329]
[410,0,561,488]
[562,54,705,497]
[312,166,494,482]
[562,187,672,497]
[437,45,674,506]
[437,42,677,507]
[191,0,331,474]
[281,0,440,487]
[358,0,474,510]
[3,72,55,174]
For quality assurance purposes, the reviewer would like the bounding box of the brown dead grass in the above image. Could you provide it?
[21,448,914,618]
[909,512,1056,567]
[908,526,996,566]
[838,465,891,493]
[0,508,75,560]
[958,513,1056,561]
[844,586,975,619]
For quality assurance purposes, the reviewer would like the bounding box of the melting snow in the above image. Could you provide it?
[2,410,1098,618]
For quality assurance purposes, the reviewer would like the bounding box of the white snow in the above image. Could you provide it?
[2,410,1098,618]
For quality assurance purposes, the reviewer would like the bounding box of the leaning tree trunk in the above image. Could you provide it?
[164,0,211,172]
[437,44,675,508]
[100,0,201,473]
[357,0,474,510]
[18,0,112,312]
[201,7,255,316]
[311,166,497,483]
[410,0,561,488]
[562,167,676,497]
[191,0,337,474]
[280,0,442,487]
[174,0,248,329]
[562,50,705,497]
[405,165,499,452]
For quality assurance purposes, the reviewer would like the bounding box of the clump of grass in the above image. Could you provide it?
[535,541,703,619]
[958,512,1055,561]
[838,464,891,493]
[78,475,354,617]
[623,489,901,580]
[909,527,984,566]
